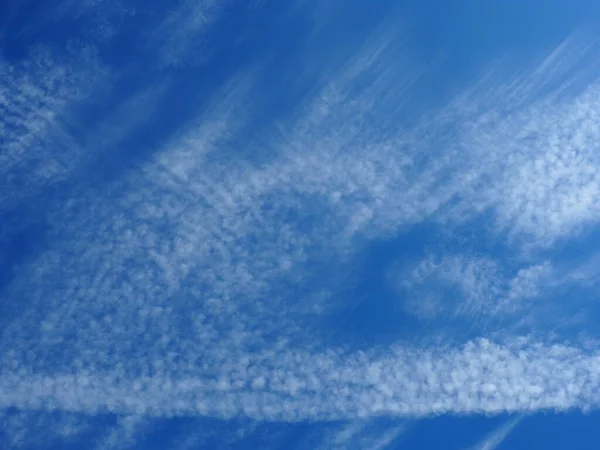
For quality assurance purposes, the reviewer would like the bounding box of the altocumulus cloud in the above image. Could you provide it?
[0,45,105,211]
[2,338,600,420]
[3,8,600,429]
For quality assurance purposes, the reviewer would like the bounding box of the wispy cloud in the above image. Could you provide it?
[93,415,150,450]
[466,416,523,450]
[0,409,93,449]
[0,45,108,212]
[0,0,133,51]
[501,263,552,308]
[2,338,600,421]
[320,420,411,450]
[3,11,600,433]
[149,0,225,68]
[391,255,502,318]
[444,41,600,247]
[326,421,370,447]
[365,423,411,450]
[388,254,557,322]
[465,84,600,245]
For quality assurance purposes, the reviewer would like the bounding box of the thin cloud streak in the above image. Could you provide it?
[467,416,523,450]
[320,420,411,450]
[364,423,411,450]
[150,0,224,68]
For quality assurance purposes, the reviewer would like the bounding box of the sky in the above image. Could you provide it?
[2,0,600,449]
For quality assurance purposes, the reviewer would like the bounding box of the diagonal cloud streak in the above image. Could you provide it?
[466,416,523,450]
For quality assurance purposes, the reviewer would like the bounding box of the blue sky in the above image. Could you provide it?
[2,0,600,449]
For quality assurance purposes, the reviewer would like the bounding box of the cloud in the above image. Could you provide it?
[93,415,150,450]
[501,263,552,309]
[3,12,600,434]
[364,424,411,450]
[258,34,600,254]
[0,0,133,53]
[0,46,104,211]
[388,254,556,322]
[445,42,600,247]
[2,338,600,421]
[326,421,370,447]
[391,255,502,319]
[149,0,225,68]
[0,35,444,397]
[0,410,152,450]
[321,420,411,450]
[0,409,93,449]
[466,416,523,450]
[470,86,600,245]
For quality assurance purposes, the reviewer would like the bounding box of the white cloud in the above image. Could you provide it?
[3,13,600,435]
[501,263,552,309]
[2,338,600,421]
[1,1,107,41]
[364,424,411,450]
[0,409,93,449]
[389,255,556,320]
[449,50,600,247]
[149,0,224,68]
[262,35,600,255]
[466,416,523,450]
[327,421,370,447]
[0,47,103,211]
[320,420,411,450]
[94,415,150,450]
[392,255,502,318]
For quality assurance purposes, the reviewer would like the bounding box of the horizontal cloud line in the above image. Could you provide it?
[2,338,599,421]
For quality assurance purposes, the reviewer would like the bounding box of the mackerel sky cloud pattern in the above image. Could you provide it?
[2,0,600,448]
